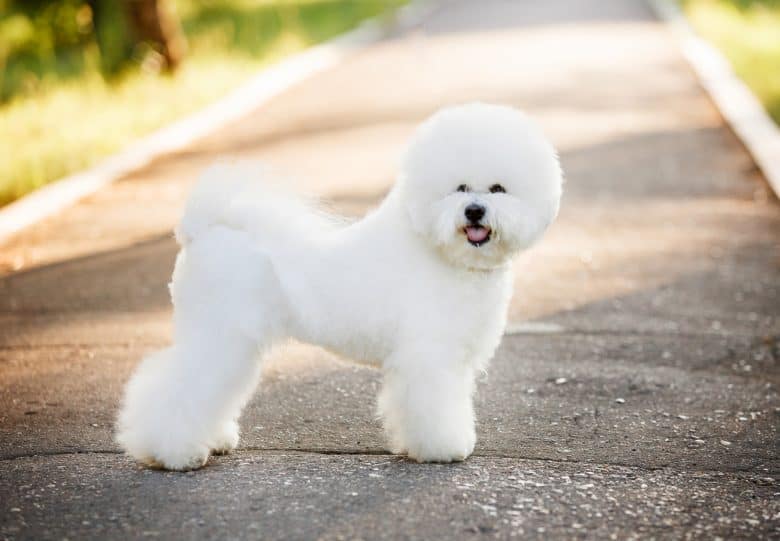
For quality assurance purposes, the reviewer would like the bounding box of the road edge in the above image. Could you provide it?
[0,0,435,245]
[647,0,780,198]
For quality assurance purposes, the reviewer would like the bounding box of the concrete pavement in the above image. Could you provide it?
[1,0,778,538]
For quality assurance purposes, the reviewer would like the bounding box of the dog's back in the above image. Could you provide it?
[176,161,342,251]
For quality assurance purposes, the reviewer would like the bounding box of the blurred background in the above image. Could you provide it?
[682,0,779,124]
[0,0,406,206]
[0,0,778,209]
[1,0,778,209]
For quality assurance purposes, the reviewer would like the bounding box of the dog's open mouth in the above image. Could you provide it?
[464,225,491,247]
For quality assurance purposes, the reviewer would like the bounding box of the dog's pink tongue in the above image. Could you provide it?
[466,226,489,243]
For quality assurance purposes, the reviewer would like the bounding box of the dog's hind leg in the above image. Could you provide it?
[116,227,286,470]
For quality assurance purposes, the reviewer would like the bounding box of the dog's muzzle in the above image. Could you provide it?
[464,225,491,246]
[463,204,491,246]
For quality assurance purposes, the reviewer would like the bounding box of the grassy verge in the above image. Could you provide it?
[0,0,406,207]
[681,0,780,125]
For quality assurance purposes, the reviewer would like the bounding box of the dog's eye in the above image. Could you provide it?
[489,184,506,194]
[456,184,470,193]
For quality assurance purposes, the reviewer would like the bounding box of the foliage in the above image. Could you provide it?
[0,0,406,206]
[682,0,780,125]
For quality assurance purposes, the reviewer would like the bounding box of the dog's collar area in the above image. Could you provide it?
[464,225,491,246]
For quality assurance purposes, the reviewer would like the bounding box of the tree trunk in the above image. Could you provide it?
[88,0,186,75]
[88,0,135,75]
[126,0,187,71]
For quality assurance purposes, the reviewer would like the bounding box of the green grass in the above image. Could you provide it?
[681,0,780,125]
[0,0,407,206]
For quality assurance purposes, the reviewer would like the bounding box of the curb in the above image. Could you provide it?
[647,0,780,197]
[0,0,436,245]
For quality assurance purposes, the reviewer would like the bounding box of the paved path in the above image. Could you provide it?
[1,0,778,538]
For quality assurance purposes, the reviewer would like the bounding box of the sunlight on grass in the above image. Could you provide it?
[682,0,780,125]
[1,58,257,203]
[0,0,406,206]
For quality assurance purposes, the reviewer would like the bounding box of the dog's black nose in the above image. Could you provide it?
[464,204,485,223]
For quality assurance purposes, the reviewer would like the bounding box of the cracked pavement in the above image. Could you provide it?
[1,0,779,539]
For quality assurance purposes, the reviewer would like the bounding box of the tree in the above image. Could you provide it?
[126,0,186,71]
[88,0,186,74]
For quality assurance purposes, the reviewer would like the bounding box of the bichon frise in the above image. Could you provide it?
[116,103,563,470]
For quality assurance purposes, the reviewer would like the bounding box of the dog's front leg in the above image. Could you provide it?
[378,346,478,463]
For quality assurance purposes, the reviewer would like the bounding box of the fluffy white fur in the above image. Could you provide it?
[116,103,563,470]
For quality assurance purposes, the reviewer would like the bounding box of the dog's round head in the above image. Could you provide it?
[398,103,563,270]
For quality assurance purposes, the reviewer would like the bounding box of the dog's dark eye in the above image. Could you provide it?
[489,184,506,194]
[456,184,470,193]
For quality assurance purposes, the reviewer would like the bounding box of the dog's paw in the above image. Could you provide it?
[210,420,240,456]
[382,423,408,456]
[117,415,211,471]
[382,427,408,456]
[131,442,210,471]
[404,428,476,464]
[406,440,475,463]
[387,441,408,456]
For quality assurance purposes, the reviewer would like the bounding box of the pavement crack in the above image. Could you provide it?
[233,449,778,475]
[1,449,123,461]
[240,446,393,456]
[2,447,774,475]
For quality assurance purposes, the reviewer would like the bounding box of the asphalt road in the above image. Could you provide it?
[1,0,779,539]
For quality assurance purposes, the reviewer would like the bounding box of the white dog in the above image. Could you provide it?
[116,103,563,470]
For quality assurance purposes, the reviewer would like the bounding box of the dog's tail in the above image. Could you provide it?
[176,161,342,247]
